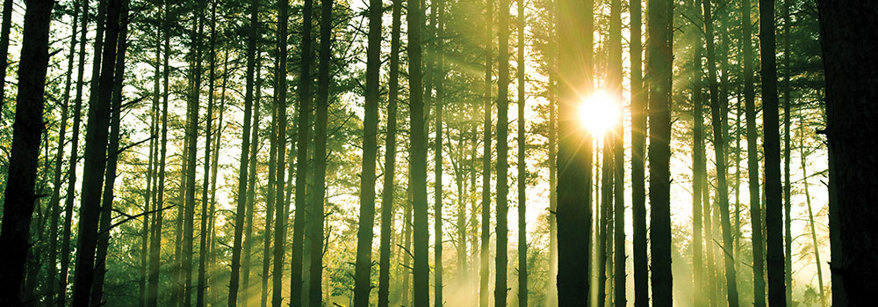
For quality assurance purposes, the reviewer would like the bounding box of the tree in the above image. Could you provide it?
[817,0,878,304]
[690,0,706,303]
[479,0,493,306]
[495,0,511,304]
[758,0,786,303]
[376,1,402,305]
[516,0,527,305]
[701,0,739,304]
[647,0,673,304]
[352,0,383,302]
[228,0,259,303]
[71,0,123,303]
[197,1,219,304]
[0,0,55,304]
[407,0,429,303]
[555,0,593,305]
[0,0,15,120]
[609,0,625,302]
[271,0,291,304]
[434,0,446,304]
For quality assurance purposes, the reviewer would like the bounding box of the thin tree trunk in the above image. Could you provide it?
[207,54,230,304]
[782,0,793,303]
[406,0,428,303]
[47,3,80,302]
[701,0,740,304]
[598,138,613,307]
[308,1,334,305]
[495,0,510,304]
[691,0,706,302]
[629,0,647,303]
[90,6,130,304]
[352,0,384,302]
[647,0,673,303]
[261,51,277,307]
[377,2,401,305]
[545,1,558,305]
[0,0,54,304]
[228,0,259,303]
[479,0,493,305]
[515,0,527,304]
[59,0,90,303]
[434,0,446,305]
[71,0,122,304]
[798,121,825,305]
[196,2,218,305]
[271,0,291,305]
[757,0,786,303]
[556,0,593,305]
[609,0,625,301]
[241,51,264,307]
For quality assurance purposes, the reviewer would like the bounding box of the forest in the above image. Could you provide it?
[0,0,875,305]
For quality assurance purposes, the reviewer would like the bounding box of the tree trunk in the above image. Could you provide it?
[741,0,766,303]
[47,2,80,302]
[406,0,428,304]
[598,139,612,307]
[261,50,277,307]
[352,0,384,303]
[782,0,793,303]
[479,0,493,305]
[494,0,510,304]
[609,0,625,301]
[556,0,593,304]
[434,1,446,304]
[701,0,740,304]
[90,5,130,304]
[377,1,401,305]
[0,0,54,304]
[798,121,825,305]
[629,0,647,303]
[817,2,878,304]
[308,0,334,305]
[545,1,558,305]
[289,0,313,304]
[757,0,786,303]
[647,0,673,303]
[271,0,291,305]
[690,0,705,303]
[515,0,527,304]
[207,54,230,304]
[196,2,218,305]
[70,0,122,304]
[59,0,90,303]
[228,0,259,303]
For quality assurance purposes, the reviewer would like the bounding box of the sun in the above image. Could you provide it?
[578,90,620,136]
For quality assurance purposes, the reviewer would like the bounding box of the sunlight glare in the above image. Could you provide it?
[578,90,620,135]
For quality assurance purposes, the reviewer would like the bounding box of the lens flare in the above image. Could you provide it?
[578,90,620,135]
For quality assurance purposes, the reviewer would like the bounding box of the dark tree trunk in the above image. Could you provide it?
[308,0,335,305]
[261,49,277,307]
[406,0,428,304]
[434,1,446,304]
[515,0,527,305]
[647,0,673,303]
[352,0,384,303]
[479,0,493,305]
[817,0,878,305]
[70,0,122,304]
[227,0,258,303]
[241,51,264,307]
[758,0,786,304]
[629,0,647,303]
[376,1,401,305]
[290,0,314,303]
[701,0,740,304]
[0,0,14,120]
[609,0,625,302]
[555,0,593,305]
[495,0,510,304]
[271,0,291,305]
[690,0,705,303]
[782,0,793,303]
[0,0,54,304]
[196,2,218,305]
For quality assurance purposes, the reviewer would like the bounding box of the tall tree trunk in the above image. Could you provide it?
[782,0,793,303]
[228,0,259,303]
[141,18,162,305]
[0,0,15,120]
[817,2,878,304]
[797,121,825,305]
[434,1,446,304]
[71,0,122,304]
[629,0,647,304]
[757,0,786,303]
[741,0,765,303]
[598,139,613,307]
[701,0,740,304]
[609,0,625,302]
[196,2,218,305]
[147,1,171,304]
[59,0,90,303]
[545,1,558,305]
[377,1,402,305]
[515,0,527,304]
[47,2,80,302]
[406,0,428,304]
[261,51,277,307]
[0,0,54,304]
[479,0,493,305]
[647,0,673,303]
[241,52,264,307]
[289,0,313,303]
[207,54,230,303]
[309,0,335,305]
[271,0,291,305]
[495,0,511,304]
[556,0,593,304]
[690,0,706,303]
[353,0,384,303]
[90,6,130,304]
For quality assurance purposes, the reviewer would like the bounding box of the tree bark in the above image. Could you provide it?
[556,0,593,304]
[0,0,15,120]
[690,0,706,303]
[515,0,527,305]
[495,0,511,304]
[406,0,428,304]
[0,0,54,304]
[196,2,218,305]
[479,0,493,306]
[434,1,446,304]
[817,1,878,304]
[353,0,384,303]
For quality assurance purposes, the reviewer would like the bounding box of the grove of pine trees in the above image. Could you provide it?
[0,0,874,306]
